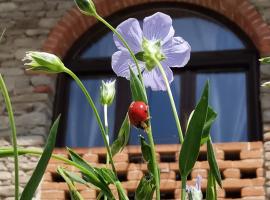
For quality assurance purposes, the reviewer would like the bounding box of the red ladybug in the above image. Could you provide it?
[128,101,149,130]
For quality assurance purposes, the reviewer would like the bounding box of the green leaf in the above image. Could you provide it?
[130,67,147,103]
[135,51,145,62]
[67,148,114,199]
[179,81,209,177]
[20,115,61,200]
[259,57,270,64]
[201,107,217,145]
[206,169,217,200]
[135,175,156,200]
[207,138,222,187]
[60,169,90,186]
[140,136,155,177]
[111,114,130,156]
[57,167,84,200]
[94,168,117,184]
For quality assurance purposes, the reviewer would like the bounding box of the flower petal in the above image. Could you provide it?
[142,66,173,91]
[162,37,191,68]
[143,12,174,43]
[112,50,144,79]
[114,18,143,52]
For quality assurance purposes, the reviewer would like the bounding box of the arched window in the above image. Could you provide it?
[54,3,261,147]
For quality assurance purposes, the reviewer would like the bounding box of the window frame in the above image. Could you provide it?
[53,2,262,146]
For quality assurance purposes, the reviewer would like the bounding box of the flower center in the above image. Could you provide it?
[142,38,165,71]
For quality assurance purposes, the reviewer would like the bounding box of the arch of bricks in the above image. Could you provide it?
[42,0,270,57]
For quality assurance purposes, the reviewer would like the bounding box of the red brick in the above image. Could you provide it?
[82,153,98,163]
[114,162,128,172]
[191,169,208,178]
[33,85,52,93]
[113,152,129,162]
[223,168,241,179]
[222,178,265,189]
[42,172,53,182]
[160,170,176,180]
[256,168,264,177]
[80,189,96,198]
[240,150,263,159]
[41,190,66,199]
[127,170,143,181]
[160,179,177,191]
[241,186,265,196]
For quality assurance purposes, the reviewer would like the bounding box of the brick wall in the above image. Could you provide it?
[0,0,269,199]
[42,142,265,199]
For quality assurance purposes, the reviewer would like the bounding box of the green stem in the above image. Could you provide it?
[146,126,160,200]
[0,74,19,200]
[95,14,144,84]
[181,176,187,200]
[104,104,109,166]
[104,104,109,200]
[153,58,184,144]
[115,181,129,199]
[64,69,116,174]
[95,14,161,200]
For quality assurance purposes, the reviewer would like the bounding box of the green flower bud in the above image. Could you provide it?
[23,51,66,73]
[262,81,270,88]
[100,80,116,106]
[74,0,97,16]
[142,38,165,71]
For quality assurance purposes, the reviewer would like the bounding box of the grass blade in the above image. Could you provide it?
[20,115,61,200]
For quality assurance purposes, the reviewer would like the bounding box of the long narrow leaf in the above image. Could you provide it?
[20,115,61,200]
[111,114,130,156]
[140,135,155,176]
[179,81,209,177]
[201,107,217,145]
[130,67,147,103]
[207,138,222,187]
[57,167,84,200]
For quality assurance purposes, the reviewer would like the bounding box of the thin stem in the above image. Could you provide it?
[64,69,117,174]
[152,58,184,144]
[95,14,144,84]
[0,74,19,200]
[115,181,129,199]
[181,176,187,200]
[104,104,109,200]
[145,126,160,200]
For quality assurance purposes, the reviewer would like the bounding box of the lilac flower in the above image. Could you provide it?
[186,175,203,200]
[112,12,191,91]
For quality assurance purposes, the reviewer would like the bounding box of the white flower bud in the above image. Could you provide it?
[100,80,116,106]
[23,51,66,73]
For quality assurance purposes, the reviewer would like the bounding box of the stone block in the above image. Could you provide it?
[0,3,17,12]
[0,172,11,180]
[38,18,57,28]
[17,135,44,146]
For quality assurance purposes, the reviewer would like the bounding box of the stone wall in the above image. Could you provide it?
[0,0,73,199]
[0,0,269,199]
[250,0,270,198]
